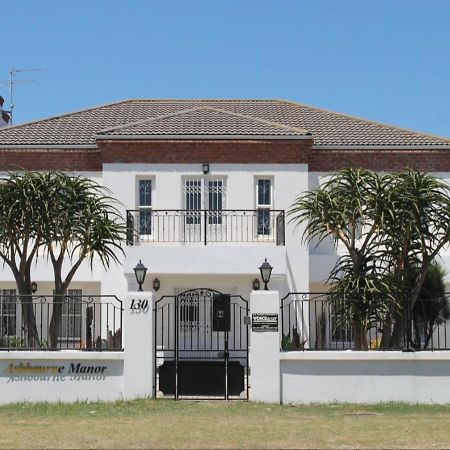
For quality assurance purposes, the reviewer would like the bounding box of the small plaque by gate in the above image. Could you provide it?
[252,313,278,332]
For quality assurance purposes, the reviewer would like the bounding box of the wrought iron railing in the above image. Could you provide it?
[281,292,450,351]
[126,209,285,246]
[0,295,123,351]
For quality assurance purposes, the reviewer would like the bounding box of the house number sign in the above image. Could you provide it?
[252,313,278,332]
[129,299,149,312]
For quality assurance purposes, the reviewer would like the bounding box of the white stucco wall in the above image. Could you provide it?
[280,351,450,404]
[0,352,124,404]
[102,163,310,300]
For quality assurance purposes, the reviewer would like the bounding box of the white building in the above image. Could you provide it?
[0,99,448,297]
[0,99,449,403]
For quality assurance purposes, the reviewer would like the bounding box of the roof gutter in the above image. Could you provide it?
[0,144,99,149]
[313,145,450,150]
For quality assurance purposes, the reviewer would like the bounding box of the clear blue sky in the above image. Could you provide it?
[2,0,450,137]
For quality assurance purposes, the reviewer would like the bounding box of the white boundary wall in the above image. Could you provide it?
[2,290,450,404]
[250,290,450,405]
[0,292,153,404]
[281,351,450,404]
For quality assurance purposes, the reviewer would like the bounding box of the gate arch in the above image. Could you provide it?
[154,288,249,399]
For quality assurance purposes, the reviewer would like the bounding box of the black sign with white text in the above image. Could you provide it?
[252,313,278,332]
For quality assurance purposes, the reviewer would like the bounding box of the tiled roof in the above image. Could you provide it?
[0,99,449,147]
[97,107,309,138]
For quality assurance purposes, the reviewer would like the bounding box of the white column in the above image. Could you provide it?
[249,290,280,403]
[123,292,154,399]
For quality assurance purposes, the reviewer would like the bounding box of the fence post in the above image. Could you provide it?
[249,290,280,403]
[123,292,154,399]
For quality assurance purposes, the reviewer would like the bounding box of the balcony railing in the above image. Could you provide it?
[126,209,285,246]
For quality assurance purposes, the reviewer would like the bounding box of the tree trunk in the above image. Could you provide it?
[389,311,405,349]
[49,290,65,349]
[354,323,368,350]
[21,297,40,348]
[16,282,40,348]
[380,312,392,350]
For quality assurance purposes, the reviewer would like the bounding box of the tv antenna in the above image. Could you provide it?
[0,67,48,124]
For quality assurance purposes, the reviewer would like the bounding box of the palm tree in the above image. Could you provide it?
[289,168,450,350]
[379,170,450,348]
[410,263,449,350]
[288,168,396,350]
[0,171,126,349]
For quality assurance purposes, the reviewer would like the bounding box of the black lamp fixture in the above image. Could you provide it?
[30,281,38,294]
[202,161,210,175]
[153,278,161,292]
[133,260,147,292]
[259,258,273,290]
[252,278,260,291]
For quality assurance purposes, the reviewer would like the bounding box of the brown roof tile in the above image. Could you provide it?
[0,99,448,147]
[97,106,309,138]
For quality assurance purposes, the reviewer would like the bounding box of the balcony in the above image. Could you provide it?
[126,209,285,246]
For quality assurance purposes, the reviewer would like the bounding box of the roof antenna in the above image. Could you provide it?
[0,67,48,125]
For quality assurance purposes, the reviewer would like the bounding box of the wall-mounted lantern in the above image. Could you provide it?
[31,281,38,294]
[259,258,273,290]
[202,161,210,175]
[133,260,147,292]
[153,278,161,292]
[252,278,260,291]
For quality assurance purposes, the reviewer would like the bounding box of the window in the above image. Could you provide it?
[0,289,16,336]
[256,178,273,235]
[207,180,223,225]
[330,303,353,345]
[60,289,82,340]
[185,179,202,225]
[138,179,152,235]
[183,177,226,225]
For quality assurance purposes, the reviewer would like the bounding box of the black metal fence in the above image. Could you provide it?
[126,209,285,246]
[281,292,450,351]
[0,295,123,351]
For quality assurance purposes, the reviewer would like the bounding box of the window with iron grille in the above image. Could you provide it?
[0,289,16,336]
[138,179,152,235]
[183,177,226,225]
[330,303,353,344]
[256,178,273,235]
[60,289,82,340]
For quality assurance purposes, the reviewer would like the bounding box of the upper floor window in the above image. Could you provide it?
[138,179,152,235]
[256,178,273,235]
[184,177,226,225]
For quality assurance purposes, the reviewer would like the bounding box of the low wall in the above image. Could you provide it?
[0,351,124,404]
[0,292,154,405]
[281,351,450,404]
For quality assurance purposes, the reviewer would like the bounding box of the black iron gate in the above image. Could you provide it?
[154,288,249,400]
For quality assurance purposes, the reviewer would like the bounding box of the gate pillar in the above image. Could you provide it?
[249,290,280,403]
[123,292,154,400]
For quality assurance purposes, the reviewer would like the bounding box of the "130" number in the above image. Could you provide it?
[130,299,149,310]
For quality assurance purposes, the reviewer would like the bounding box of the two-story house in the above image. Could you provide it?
[0,99,449,353]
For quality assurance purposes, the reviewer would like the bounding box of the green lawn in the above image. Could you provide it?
[0,400,449,449]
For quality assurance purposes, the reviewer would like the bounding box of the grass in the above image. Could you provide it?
[0,400,449,449]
